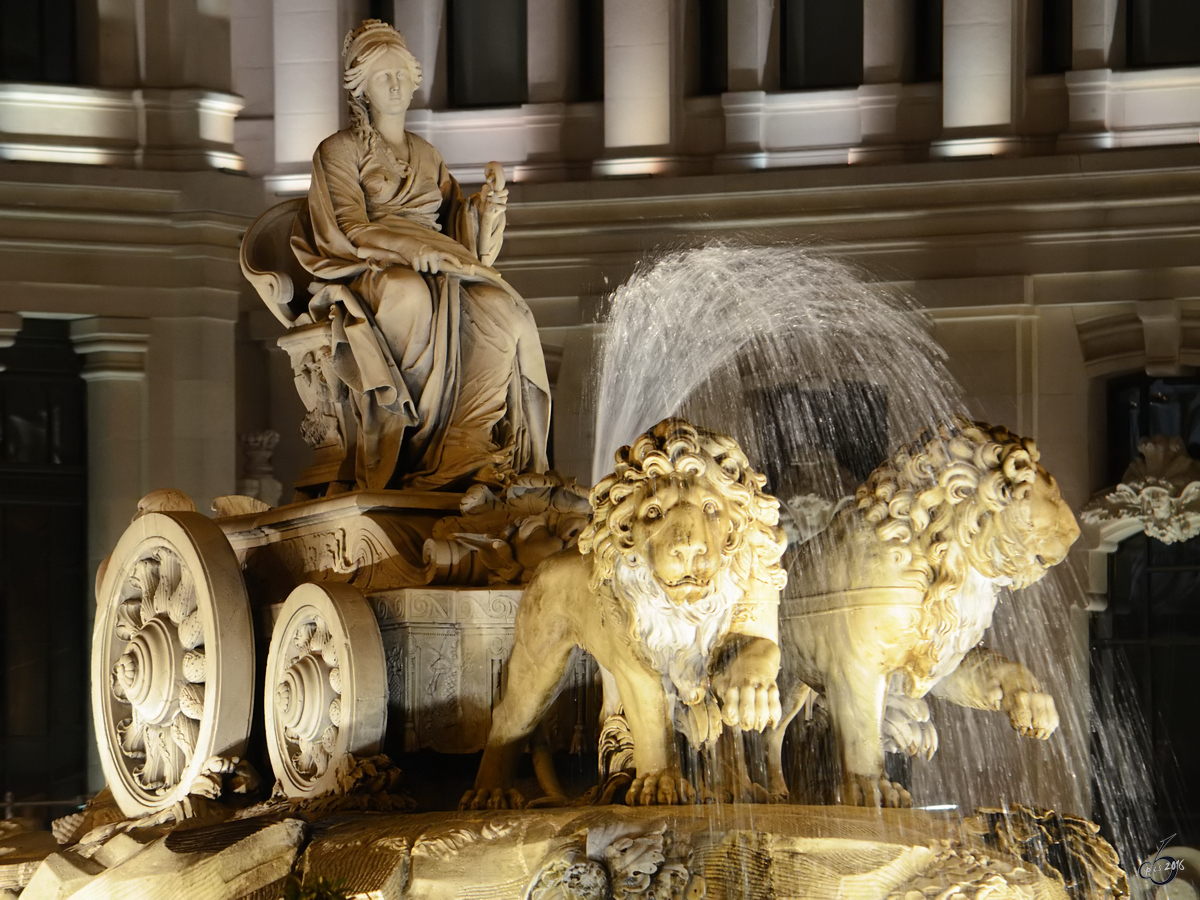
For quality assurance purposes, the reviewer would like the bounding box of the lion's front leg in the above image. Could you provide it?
[931,646,1059,740]
[711,636,783,733]
[827,667,911,808]
[611,667,696,806]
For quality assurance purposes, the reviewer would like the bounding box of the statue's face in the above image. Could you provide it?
[361,47,416,119]
[629,474,733,606]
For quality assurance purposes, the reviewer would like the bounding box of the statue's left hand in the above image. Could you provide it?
[712,639,782,732]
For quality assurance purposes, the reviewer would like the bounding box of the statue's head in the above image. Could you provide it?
[580,418,787,607]
[343,20,422,130]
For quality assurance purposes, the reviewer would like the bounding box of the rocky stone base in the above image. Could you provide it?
[4,802,1126,900]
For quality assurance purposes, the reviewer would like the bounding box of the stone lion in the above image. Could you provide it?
[463,418,788,808]
[768,420,1080,807]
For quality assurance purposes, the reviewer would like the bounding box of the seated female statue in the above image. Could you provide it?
[291,19,550,491]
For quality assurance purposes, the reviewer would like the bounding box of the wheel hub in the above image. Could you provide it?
[116,616,183,726]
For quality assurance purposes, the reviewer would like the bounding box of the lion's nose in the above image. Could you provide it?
[671,533,707,567]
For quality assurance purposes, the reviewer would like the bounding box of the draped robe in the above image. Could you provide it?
[291,129,551,490]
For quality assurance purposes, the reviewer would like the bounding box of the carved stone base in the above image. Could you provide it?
[37,802,1123,900]
[293,806,1090,900]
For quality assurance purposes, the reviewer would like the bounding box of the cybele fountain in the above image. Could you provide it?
[6,20,1141,900]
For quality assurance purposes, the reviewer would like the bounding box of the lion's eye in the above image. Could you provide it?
[644,504,661,520]
[703,500,719,516]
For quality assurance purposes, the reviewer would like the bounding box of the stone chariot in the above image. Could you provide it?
[90,198,581,819]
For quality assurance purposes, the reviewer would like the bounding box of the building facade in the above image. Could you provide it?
[0,0,1197,837]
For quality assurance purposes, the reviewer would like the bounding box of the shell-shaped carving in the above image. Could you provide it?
[153,551,182,615]
[111,653,137,700]
[180,682,205,720]
[293,622,316,651]
[321,725,338,753]
[328,666,342,694]
[321,643,338,670]
[309,621,331,655]
[328,697,341,728]
[115,601,142,641]
[140,589,157,629]
[170,711,198,757]
[168,577,197,626]
[177,611,204,650]
[129,558,159,602]
[117,717,146,759]
[182,649,206,684]
[276,682,292,716]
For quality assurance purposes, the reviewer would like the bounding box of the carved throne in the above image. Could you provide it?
[240,199,357,496]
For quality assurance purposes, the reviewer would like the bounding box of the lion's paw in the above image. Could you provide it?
[626,769,697,806]
[458,787,526,811]
[1003,688,1059,740]
[846,774,912,809]
[883,694,939,760]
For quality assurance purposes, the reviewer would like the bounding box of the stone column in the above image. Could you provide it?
[393,0,448,109]
[603,0,672,152]
[232,0,276,175]
[1072,0,1122,69]
[726,0,777,92]
[528,0,574,103]
[76,0,142,86]
[863,0,913,84]
[859,0,912,155]
[941,0,1022,136]
[1061,0,1124,143]
[146,317,238,514]
[69,318,150,792]
[273,0,342,172]
[143,0,233,90]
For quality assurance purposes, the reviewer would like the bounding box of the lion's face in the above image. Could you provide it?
[628,474,734,606]
[975,468,1081,590]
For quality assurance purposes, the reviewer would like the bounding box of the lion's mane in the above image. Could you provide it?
[854,418,1045,690]
[578,418,788,612]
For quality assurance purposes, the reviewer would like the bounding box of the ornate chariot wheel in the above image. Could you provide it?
[92,511,255,818]
[265,583,387,797]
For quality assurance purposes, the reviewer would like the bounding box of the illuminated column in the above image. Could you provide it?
[77,0,141,86]
[273,0,341,171]
[393,0,447,109]
[727,0,777,92]
[528,0,573,103]
[942,0,1020,133]
[1062,0,1122,140]
[863,0,912,84]
[859,0,911,151]
[1072,0,1122,69]
[70,318,150,792]
[603,0,671,150]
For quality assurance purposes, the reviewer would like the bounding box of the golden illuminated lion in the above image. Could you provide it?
[462,418,788,809]
[767,420,1080,808]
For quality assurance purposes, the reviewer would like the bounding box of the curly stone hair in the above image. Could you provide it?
[855,417,1048,688]
[579,418,788,597]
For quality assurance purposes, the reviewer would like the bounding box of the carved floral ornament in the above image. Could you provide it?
[1081,435,1200,544]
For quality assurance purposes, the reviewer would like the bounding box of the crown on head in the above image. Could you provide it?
[343,19,406,64]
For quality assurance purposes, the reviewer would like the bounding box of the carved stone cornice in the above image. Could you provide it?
[1080,435,1200,601]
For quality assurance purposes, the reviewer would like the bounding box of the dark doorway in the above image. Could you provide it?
[0,319,88,811]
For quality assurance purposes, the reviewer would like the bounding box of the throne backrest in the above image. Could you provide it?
[239,198,313,327]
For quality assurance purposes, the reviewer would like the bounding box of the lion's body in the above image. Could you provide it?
[768,421,1080,808]
[466,419,788,809]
